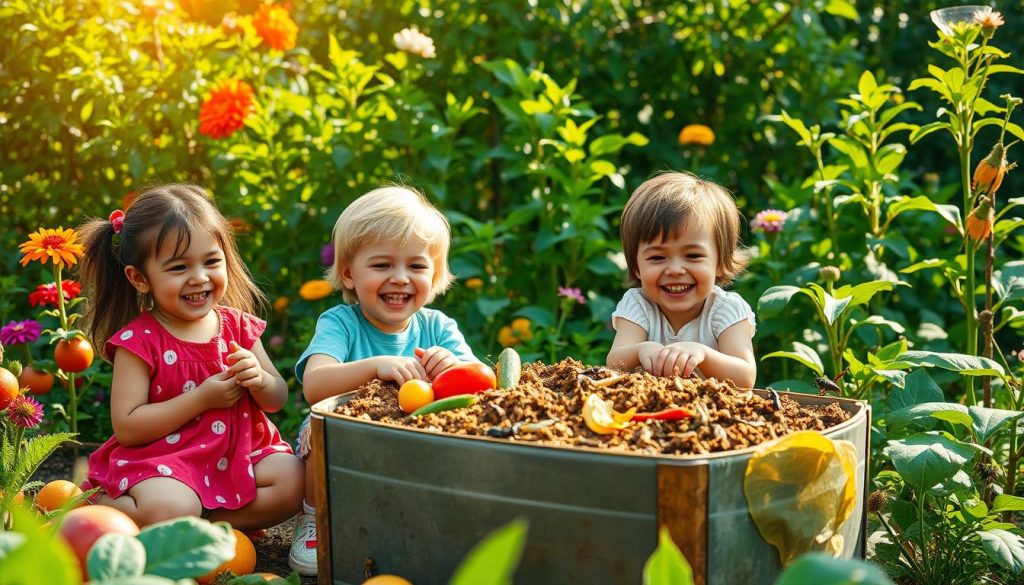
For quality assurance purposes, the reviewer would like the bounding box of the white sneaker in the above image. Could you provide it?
[288,511,318,576]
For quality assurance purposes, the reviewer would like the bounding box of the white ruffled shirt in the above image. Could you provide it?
[611,286,756,351]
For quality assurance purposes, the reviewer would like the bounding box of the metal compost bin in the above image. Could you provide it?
[310,391,870,585]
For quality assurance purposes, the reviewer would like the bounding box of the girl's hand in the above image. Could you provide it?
[640,342,707,378]
[415,347,459,380]
[225,341,265,390]
[375,356,428,385]
[198,370,244,409]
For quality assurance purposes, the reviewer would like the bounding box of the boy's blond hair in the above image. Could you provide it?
[326,186,454,304]
[620,171,748,287]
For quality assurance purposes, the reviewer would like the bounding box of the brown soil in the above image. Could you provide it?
[336,358,852,455]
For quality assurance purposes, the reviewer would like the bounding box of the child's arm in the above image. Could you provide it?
[110,348,242,447]
[302,354,428,405]
[224,340,289,412]
[606,318,666,370]
[646,322,756,387]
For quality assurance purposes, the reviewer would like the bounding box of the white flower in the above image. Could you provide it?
[394,27,436,59]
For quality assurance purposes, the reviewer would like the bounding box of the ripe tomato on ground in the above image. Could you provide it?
[398,379,434,414]
[432,363,496,399]
[19,365,54,395]
[55,337,94,373]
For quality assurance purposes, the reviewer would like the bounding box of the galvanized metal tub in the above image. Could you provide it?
[310,391,870,585]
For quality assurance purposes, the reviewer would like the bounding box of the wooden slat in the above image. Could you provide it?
[657,464,708,585]
[311,415,332,585]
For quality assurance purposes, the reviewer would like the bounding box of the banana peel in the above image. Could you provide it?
[582,393,636,435]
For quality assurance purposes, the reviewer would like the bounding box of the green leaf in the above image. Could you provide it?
[874,143,906,175]
[449,518,528,585]
[831,280,901,309]
[991,495,1024,514]
[88,533,145,580]
[887,369,944,412]
[884,351,1004,377]
[476,297,512,319]
[886,402,969,433]
[512,306,556,328]
[757,286,802,318]
[136,518,235,579]
[762,342,824,376]
[979,529,1024,573]
[774,552,894,584]
[883,434,975,491]
[968,406,1024,444]
[642,527,694,585]
[0,505,80,585]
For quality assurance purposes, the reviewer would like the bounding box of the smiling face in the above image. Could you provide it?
[127,228,227,332]
[635,222,721,331]
[341,238,435,333]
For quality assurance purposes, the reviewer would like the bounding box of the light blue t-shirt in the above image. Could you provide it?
[295,303,478,383]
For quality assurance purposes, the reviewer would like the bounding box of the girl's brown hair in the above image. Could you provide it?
[78,184,266,359]
[620,171,749,287]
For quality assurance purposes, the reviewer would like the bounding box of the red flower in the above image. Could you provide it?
[252,3,298,51]
[198,79,254,139]
[29,281,82,308]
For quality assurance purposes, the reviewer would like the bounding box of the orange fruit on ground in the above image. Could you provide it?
[364,576,413,585]
[0,366,19,410]
[398,379,434,414]
[198,528,257,583]
[35,479,83,512]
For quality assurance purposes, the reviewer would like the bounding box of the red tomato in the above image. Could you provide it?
[55,337,94,373]
[19,365,54,395]
[432,363,497,399]
[0,367,18,410]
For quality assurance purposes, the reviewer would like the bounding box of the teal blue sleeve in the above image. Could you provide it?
[431,311,479,363]
[295,306,354,384]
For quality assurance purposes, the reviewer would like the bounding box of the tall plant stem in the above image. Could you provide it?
[982,232,995,408]
[962,143,978,406]
[53,265,79,440]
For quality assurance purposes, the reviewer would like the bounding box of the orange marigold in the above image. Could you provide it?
[299,280,333,301]
[252,3,298,51]
[198,79,254,140]
[678,124,715,146]
[19,227,85,269]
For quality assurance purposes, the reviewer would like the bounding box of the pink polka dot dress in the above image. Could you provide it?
[84,306,293,510]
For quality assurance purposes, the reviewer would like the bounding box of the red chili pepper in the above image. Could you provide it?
[632,407,693,422]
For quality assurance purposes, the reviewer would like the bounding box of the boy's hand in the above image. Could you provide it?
[224,340,265,390]
[198,369,244,409]
[375,356,428,385]
[642,342,706,378]
[415,347,459,380]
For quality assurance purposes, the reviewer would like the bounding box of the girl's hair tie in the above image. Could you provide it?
[108,209,125,234]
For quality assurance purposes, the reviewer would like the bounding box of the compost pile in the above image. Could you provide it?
[334,358,852,456]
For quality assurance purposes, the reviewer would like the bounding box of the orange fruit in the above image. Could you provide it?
[398,379,434,414]
[364,576,413,585]
[0,366,19,410]
[35,479,83,512]
[198,528,257,583]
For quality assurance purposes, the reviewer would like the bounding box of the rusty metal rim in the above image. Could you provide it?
[310,389,869,464]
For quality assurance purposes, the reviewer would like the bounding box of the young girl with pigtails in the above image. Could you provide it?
[77,183,304,531]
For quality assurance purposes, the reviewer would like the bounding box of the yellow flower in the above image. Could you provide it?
[19,227,85,268]
[465,278,484,289]
[511,318,532,338]
[678,124,715,146]
[498,326,518,348]
[299,280,333,301]
[273,296,290,313]
[499,318,534,347]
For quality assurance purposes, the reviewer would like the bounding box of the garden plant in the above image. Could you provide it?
[2,0,1024,583]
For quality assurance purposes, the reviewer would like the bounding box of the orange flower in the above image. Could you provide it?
[299,280,333,301]
[19,227,85,269]
[464,278,484,290]
[678,124,715,146]
[252,3,298,51]
[973,142,1010,197]
[198,79,254,140]
[273,296,290,313]
[966,196,994,242]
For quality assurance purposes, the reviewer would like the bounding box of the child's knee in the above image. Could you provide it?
[139,498,202,525]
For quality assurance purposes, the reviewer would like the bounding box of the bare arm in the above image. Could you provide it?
[225,339,289,412]
[699,320,756,388]
[606,318,663,370]
[110,348,240,447]
[301,353,428,405]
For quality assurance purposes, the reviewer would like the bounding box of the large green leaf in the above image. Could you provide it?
[991,494,1024,514]
[832,281,901,308]
[979,529,1024,574]
[757,286,802,318]
[643,527,694,585]
[886,402,969,433]
[449,518,528,585]
[883,351,1004,377]
[136,518,234,579]
[774,552,895,585]
[887,370,944,412]
[968,406,1024,445]
[762,342,824,376]
[883,434,974,491]
[88,533,145,581]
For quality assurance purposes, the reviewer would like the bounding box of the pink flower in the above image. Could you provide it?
[750,209,788,233]
[6,395,44,429]
[269,335,284,349]
[558,286,586,304]
[28,281,81,308]
[0,320,41,346]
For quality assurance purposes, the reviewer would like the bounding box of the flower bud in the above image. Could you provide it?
[973,142,1009,197]
[819,266,842,283]
[965,196,994,242]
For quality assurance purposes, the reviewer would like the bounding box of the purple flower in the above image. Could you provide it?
[269,334,285,349]
[750,209,788,233]
[558,286,586,304]
[321,243,335,267]
[6,395,43,429]
[0,320,41,346]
